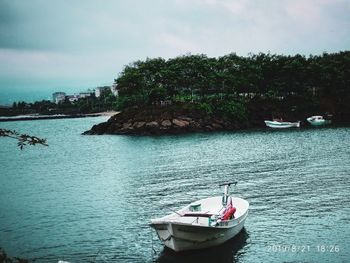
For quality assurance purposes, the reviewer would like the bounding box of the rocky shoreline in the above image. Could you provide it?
[82,104,261,135]
[82,99,350,136]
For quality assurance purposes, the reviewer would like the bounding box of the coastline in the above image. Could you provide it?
[0,111,119,122]
[83,101,350,136]
[83,104,262,135]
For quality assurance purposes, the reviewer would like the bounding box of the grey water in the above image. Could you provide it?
[0,117,349,263]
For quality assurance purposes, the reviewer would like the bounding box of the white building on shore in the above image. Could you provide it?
[110,83,119,97]
[66,94,79,103]
[52,92,66,104]
[94,85,119,97]
[95,86,110,98]
[79,91,94,98]
[52,86,117,105]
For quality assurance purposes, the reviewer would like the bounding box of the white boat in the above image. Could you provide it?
[264,120,300,128]
[306,116,331,126]
[150,182,249,252]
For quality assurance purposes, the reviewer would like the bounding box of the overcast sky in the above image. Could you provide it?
[0,0,349,103]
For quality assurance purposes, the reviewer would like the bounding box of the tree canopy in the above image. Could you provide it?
[114,51,350,109]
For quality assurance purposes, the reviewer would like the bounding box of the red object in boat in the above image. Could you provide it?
[222,207,236,220]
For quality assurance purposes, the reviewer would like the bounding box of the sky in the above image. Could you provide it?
[0,0,349,104]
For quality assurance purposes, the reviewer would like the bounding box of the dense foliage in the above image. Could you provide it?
[114,51,350,120]
[2,51,349,124]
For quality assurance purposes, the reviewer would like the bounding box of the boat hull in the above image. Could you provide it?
[153,215,247,251]
[307,117,331,126]
[151,204,249,251]
[264,120,300,128]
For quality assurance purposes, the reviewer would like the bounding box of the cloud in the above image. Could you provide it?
[155,33,200,54]
[222,1,249,14]
[285,0,337,28]
[0,0,349,103]
[0,0,153,53]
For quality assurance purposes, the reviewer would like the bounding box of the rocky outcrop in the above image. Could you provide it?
[83,97,349,136]
[133,121,146,128]
[161,120,172,127]
[172,118,189,127]
[82,103,251,135]
[146,121,159,128]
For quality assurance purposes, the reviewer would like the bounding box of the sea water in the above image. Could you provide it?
[0,117,349,262]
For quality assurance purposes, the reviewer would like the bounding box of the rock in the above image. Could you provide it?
[172,118,189,127]
[178,116,192,121]
[212,123,223,129]
[123,122,133,129]
[82,121,109,135]
[205,125,213,131]
[146,121,159,128]
[106,124,122,134]
[161,120,172,127]
[189,121,201,128]
[212,118,225,125]
[133,121,146,128]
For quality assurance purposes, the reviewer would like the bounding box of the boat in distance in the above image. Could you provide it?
[264,120,301,128]
[306,115,331,126]
[150,182,249,252]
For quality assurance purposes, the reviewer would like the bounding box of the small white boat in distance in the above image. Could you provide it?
[264,120,300,128]
[307,116,331,126]
[150,182,249,252]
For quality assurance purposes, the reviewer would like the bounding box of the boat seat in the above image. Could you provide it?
[182,212,213,218]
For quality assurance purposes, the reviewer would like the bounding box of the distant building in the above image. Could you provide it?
[79,91,94,99]
[0,105,11,109]
[52,92,66,104]
[95,86,111,98]
[66,95,79,103]
[110,83,119,97]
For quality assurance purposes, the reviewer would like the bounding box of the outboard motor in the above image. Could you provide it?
[220,182,237,206]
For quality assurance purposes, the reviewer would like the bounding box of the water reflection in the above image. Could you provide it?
[155,228,249,263]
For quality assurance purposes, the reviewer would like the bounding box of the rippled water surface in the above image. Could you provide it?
[0,117,349,263]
